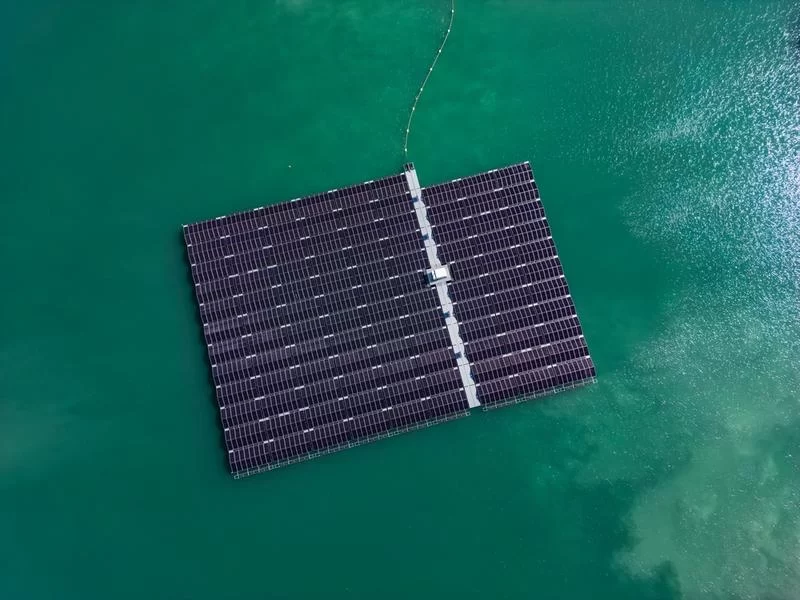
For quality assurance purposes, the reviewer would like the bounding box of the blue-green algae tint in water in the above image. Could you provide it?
[1,1,799,598]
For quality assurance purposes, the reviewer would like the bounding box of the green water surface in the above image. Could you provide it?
[1,1,799,598]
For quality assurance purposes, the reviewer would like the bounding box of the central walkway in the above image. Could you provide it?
[404,164,480,408]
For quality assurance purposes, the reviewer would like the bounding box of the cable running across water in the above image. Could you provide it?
[403,0,455,159]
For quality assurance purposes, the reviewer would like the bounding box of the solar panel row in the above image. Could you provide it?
[222,355,462,449]
[185,175,409,241]
[227,386,469,477]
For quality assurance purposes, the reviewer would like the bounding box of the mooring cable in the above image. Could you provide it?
[403,0,455,159]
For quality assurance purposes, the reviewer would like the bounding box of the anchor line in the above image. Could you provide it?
[403,0,455,159]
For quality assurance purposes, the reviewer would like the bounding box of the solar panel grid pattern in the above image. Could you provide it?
[184,174,469,477]
[422,163,596,407]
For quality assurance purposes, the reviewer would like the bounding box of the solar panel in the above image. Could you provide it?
[421,162,596,407]
[184,173,470,477]
[183,161,594,477]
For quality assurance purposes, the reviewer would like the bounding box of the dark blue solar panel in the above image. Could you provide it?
[422,162,595,408]
[184,172,470,478]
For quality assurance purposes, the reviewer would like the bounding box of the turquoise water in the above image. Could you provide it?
[1,1,799,598]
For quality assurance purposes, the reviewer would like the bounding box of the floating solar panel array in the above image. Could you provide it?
[183,161,595,478]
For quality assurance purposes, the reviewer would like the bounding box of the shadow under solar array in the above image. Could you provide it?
[183,161,595,477]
